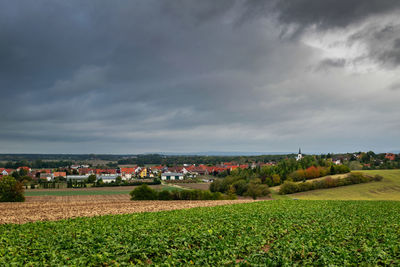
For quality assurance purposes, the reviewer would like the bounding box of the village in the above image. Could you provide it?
[0,162,272,184]
[1,151,397,186]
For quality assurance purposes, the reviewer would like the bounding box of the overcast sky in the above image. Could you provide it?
[1,0,400,154]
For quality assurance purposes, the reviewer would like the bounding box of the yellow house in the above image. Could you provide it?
[139,168,147,178]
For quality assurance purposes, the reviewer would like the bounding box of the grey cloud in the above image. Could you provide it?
[316,58,347,71]
[0,0,399,153]
[388,82,400,91]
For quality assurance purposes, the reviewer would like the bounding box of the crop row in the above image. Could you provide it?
[0,200,399,265]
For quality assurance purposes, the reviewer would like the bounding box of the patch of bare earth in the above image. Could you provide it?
[0,195,259,224]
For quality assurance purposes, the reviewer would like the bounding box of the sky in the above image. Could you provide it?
[1,0,400,154]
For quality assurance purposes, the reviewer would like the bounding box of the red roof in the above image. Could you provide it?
[151,165,165,170]
[120,168,136,174]
[385,153,396,161]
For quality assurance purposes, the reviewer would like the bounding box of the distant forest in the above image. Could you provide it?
[0,152,398,170]
[0,153,293,168]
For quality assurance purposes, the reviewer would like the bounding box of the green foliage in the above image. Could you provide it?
[87,174,97,183]
[243,179,270,199]
[210,169,271,198]
[0,176,25,202]
[130,184,226,201]
[130,184,158,200]
[1,201,400,265]
[279,173,382,195]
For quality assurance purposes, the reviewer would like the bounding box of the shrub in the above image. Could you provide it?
[232,179,248,195]
[130,184,158,200]
[244,182,270,200]
[279,181,299,195]
[130,185,228,201]
[158,190,173,200]
[0,176,25,202]
[279,173,380,195]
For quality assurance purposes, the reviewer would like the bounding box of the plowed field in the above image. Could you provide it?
[0,196,257,224]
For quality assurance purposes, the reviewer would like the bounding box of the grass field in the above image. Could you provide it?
[1,200,399,265]
[286,170,400,200]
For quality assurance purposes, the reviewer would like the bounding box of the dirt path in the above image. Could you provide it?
[0,197,259,224]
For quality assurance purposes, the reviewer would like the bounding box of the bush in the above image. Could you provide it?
[244,182,270,200]
[279,173,380,195]
[279,181,299,195]
[130,185,228,201]
[0,176,25,202]
[130,184,158,200]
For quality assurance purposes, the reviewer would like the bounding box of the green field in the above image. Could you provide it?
[287,170,400,200]
[1,200,399,265]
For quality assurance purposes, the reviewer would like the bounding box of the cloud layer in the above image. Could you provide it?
[1,0,400,153]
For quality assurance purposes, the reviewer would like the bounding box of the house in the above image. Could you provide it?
[119,167,136,179]
[78,168,93,175]
[161,172,184,181]
[66,175,89,182]
[53,172,66,178]
[98,174,118,183]
[17,166,31,172]
[385,153,396,161]
[40,173,54,181]
[0,168,12,176]
[139,168,147,178]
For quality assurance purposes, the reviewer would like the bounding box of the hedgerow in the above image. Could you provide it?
[280,172,383,194]
[0,200,399,265]
[129,184,230,200]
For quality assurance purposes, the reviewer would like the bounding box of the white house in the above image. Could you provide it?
[98,174,118,183]
[0,168,10,176]
[161,172,184,181]
[66,175,89,182]
[40,173,54,181]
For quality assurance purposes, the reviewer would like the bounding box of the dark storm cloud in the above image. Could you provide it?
[0,0,400,153]
[272,0,400,30]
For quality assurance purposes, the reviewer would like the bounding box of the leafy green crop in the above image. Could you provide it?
[0,200,399,265]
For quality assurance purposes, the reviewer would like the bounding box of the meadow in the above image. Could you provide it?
[288,170,400,200]
[0,200,399,265]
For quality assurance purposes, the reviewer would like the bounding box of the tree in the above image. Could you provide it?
[130,184,157,200]
[0,176,25,202]
[87,174,97,183]
[272,174,281,185]
[244,179,270,200]
[116,176,122,184]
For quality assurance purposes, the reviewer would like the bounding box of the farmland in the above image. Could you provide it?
[288,170,400,200]
[0,196,257,224]
[1,200,399,265]
[23,185,166,197]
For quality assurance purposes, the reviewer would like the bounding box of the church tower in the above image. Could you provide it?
[296,148,303,161]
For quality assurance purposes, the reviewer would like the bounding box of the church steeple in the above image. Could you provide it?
[296,148,303,161]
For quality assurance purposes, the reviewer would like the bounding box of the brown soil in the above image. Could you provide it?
[0,196,259,224]
[25,185,164,192]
